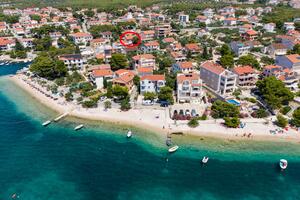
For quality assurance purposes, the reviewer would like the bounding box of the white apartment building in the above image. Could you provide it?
[177,72,203,103]
[140,75,165,94]
[200,61,237,97]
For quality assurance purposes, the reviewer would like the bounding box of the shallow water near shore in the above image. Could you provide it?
[1,64,300,200]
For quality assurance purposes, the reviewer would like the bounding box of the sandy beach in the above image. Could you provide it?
[10,74,300,142]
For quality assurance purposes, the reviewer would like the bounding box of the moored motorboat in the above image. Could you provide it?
[42,120,51,126]
[74,124,84,131]
[279,159,288,170]
[127,130,132,138]
[202,156,209,164]
[168,145,179,153]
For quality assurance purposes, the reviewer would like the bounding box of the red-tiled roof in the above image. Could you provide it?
[70,32,92,37]
[92,69,113,77]
[233,66,255,75]
[201,61,225,75]
[286,54,300,64]
[132,54,155,60]
[178,61,193,69]
[141,74,165,81]
[185,43,200,51]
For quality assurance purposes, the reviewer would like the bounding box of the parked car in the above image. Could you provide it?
[142,100,154,106]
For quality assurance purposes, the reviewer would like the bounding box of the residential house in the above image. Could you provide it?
[203,8,214,19]
[276,35,300,50]
[101,31,113,39]
[233,66,258,89]
[172,61,195,73]
[263,65,299,91]
[140,74,165,94]
[58,54,85,70]
[18,38,34,48]
[141,30,155,41]
[137,67,153,77]
[185,43,201,57]
[195,15,211,25]
[241,29,258,41]
[90,69,114,89]
[90,38,108,49]
[141,40,160,53]
[200,61,237,97]
[283,22,295,31]
[276,54,300,74]
[263,23,276,33]
[0,37,15,51]
[267,43,287,58]
[262,65,282,77]
[179,14,189,24]
[223,17,237,26]
[155,24,171,37]
[70,32,93,45]
[230,41,251,57]
[132,54,156,69]
[177,72,203,103]
[112,69,135,90]
[170,52,186,62]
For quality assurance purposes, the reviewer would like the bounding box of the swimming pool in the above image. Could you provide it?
[227,99,241,106]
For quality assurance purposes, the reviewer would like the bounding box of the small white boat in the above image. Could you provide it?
[42,120,51,126]
[279,159,288,170]
[127,130,132,138]
[168,145,179,153]
[74,124,84,131]
[202,156,209,164]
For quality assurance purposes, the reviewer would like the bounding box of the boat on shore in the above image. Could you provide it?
[279,159,288,170]
[74,124,84,131]
[168,145,179,153]
[127,130,132,138]
[202,156,209,164]
[42,120,51,126]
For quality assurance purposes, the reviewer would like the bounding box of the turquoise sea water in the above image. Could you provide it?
[1,64,300,200]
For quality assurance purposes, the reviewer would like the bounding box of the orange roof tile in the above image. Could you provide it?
[201,61,225,75]
[286,54,300,64]
[233,66,255,75]
[132,54,155,60]
[141,74,165,81]
[92,69,113,77]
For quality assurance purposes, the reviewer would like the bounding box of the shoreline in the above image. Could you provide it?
[9,74,300,143]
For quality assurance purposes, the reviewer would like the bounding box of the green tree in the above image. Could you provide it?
[220,44,232,56]
[237,55,260,69]
[290,44,300,54]
[224,117,240,128]
[211,100,240,118]
[252,108,268,118]
[291,108,300,127]
[104,100,112,109]
[110,53,128,70]
[120,97,131,111]
[276,114,288,128]
[30,14,41,22]
[112,85,128,100]
[84,10,95,18]
[188,118,199,128]
[158,86,174,105]
[220,54,234,68]
[29,53,67,80]
[65,92,73,102]
[261,56,275,65]
[143,92,157,101]
[256,76,294,110]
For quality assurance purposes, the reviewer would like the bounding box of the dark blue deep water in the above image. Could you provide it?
[1,64,300,200]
